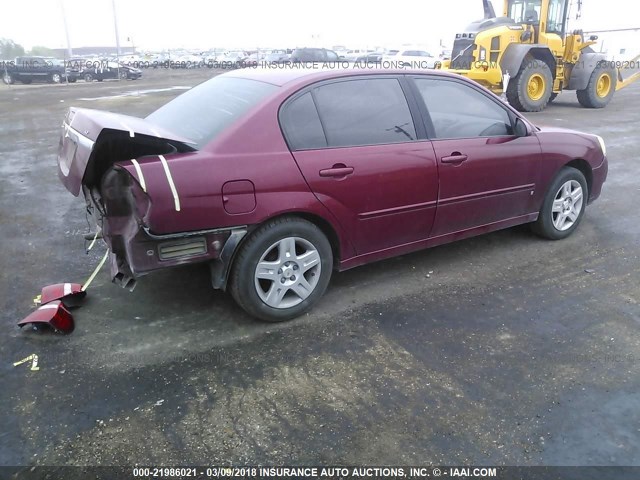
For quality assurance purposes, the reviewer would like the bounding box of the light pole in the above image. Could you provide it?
[60,0,73,58]
[111,0,121,79]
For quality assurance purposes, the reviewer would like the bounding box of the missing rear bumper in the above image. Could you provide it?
[108,225,247,290]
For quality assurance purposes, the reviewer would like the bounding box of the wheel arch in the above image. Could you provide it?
[500,44,556,79]
[564,158,593,196]
[568,52,608,91]
[247,211,342,264]
[213,210,345,291]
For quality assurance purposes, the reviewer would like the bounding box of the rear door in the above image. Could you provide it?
[280,76,439,255]
[410,76,542,237]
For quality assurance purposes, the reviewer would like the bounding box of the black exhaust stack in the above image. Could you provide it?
[483,0,496,18]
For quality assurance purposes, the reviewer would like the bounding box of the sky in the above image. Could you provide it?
[0,0,637,51]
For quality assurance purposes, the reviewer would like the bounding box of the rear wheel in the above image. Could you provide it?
[84,73,93,82]
[577,66,616,108]
[506,58,553,112]
[532,167,588,240]
[119,69,128,79]
[229,217,333,322]
[50,73,62,84]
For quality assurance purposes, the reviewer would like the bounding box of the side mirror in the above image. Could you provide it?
[514,117,528,137]
[520,30,533,42]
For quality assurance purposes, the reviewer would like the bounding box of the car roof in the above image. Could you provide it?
[223,67,457,88]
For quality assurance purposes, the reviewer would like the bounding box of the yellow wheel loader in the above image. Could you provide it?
[438,0,640,112]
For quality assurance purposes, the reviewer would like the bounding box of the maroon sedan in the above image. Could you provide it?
[57,68,607,321]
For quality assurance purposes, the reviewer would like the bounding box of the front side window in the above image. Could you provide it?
[508,0,542,24]
[546,0,566,34]
[415,78,513,139]
[313,78,416,148]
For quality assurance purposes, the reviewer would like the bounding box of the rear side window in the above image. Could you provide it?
[280,92,327,150]
[415,78,513,139]
[313,78,416,147]
[146,76,277,148]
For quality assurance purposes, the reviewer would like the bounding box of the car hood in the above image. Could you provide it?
[57,107,196,196]
[534,125,598,138]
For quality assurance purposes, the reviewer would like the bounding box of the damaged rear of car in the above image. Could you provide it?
[57,76,278,291]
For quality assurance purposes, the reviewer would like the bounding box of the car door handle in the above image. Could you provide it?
[441,153,468,164]
[319,165,354,178]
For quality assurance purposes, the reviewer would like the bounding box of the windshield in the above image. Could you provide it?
[508,0,542,24]
[146,76,278,148]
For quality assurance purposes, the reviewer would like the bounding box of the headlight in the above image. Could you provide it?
[594,135,606,156]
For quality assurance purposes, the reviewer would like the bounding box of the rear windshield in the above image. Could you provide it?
[146,76,278,148]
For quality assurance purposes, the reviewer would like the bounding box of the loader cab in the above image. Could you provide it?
[504,0,567,55]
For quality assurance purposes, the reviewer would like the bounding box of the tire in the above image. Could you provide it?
[532,167,588,240]
[119,69,128,79]
[84,73,93,82]
[506,58,553,112]
[576,65,617,108]
[51,73,62,84]
[3,72,14,84]
[229,217,333,322]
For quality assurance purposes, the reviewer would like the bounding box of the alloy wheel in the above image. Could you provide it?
[254,237,321,309]
[551,180,584,231]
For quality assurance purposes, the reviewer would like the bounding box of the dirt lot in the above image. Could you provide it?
[1,68,639,468]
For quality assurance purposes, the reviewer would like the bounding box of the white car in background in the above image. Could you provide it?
[342,49,374,61]
[384,49,438,68]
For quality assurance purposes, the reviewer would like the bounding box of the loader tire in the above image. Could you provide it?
[506,59,553,112]
[576,65,616,108]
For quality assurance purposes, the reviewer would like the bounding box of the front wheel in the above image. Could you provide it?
[532,167,588,240]
[506,58,553,112]
[3,72,14,84]
[229,217,333,322]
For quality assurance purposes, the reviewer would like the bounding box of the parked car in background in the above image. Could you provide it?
[57,68,607,322]
[355,52,384,63]
[290,48,340,63]
[343,49,374,61]
[217,51,248,64]
[264,51,290,64]
[439,48,453,60]
[2,56,77,84]
[174,53,204,68]
[246,52,266,62]
[384,49,438,68]
[332,46,348,58]
[82,62,142,82]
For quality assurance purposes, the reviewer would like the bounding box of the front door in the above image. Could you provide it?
[411,76,542,237]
